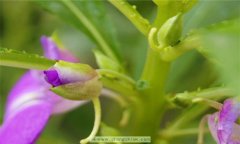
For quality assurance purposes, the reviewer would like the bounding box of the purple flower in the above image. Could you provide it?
[44,62,96,87]
[0,36,86,144]
[208,99,240,144]
[43,60,102,100]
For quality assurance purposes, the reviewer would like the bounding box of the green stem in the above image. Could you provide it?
[166,87,235,133]
[129,2,178,141]
[97,69,135,85]
[101,89,130,126]
[97,69,139,101]
[160,34,201,61]
[98,69,140,107]
[159,128,208,139]
[108,0,150,36]
[99,76,139,103]
[80,97,101,144]
[171,87,234,108]
[61,0,119,62]
[0,48,55,70]
[197,115,208,144]
[134,48,170,139]
[101,89,128,108]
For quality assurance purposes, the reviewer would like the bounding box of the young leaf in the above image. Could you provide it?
[93,49,124,73]
[0,48,55,70]
[100,123,121,136]
[36,0,121,62]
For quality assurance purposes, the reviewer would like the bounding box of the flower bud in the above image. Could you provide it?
[157,13,182,47]
[44,60,102,100]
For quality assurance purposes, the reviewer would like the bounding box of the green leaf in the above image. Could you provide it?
[0,48,55,70]
[200,19,240,94]
[183,0,240,34]
[100,123,121,136]
[36,0,121,62]
[93,49,124,73]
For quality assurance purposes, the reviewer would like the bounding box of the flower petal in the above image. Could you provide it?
[4,71,47,119]
[0,100,52,144]
[217,99,240,144]
[43,69,62,87]
[52,61,97,85]
[40,36,79,62]
[208,113,220,144]
[231,124,240,143]
[52,98,87,114]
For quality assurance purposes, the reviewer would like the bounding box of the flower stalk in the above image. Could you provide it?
[80,97,101,144]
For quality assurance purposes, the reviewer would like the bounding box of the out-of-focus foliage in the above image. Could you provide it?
[0,0,239,144]
[37,1,121,61]
[201,19,240,94]
[184,0,240,34]
[167,0,240,93]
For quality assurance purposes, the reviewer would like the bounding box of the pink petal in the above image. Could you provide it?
[5,71,48,119]
[218,99,240,144]
[208,113,220,144]
[40,36,79,62]
[52,99,87,114]
[0,100,52,144]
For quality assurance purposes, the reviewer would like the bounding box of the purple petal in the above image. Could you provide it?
[41,90,87,114]
[6,70,86,119]
[0,100,52,144]
[40,36,79,62]
[208,113,220,143]
[217,99,240,144]
[4,71,48,119]
[52,98,87,114]
[40,36,59,60]
[44,69,62,87]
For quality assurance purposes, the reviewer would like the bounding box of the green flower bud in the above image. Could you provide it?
[157,13,182,47]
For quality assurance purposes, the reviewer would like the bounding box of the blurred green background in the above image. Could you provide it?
[0,1,239,144]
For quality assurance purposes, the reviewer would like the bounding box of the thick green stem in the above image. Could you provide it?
[131,2,184,142]
[133,48,170,139]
